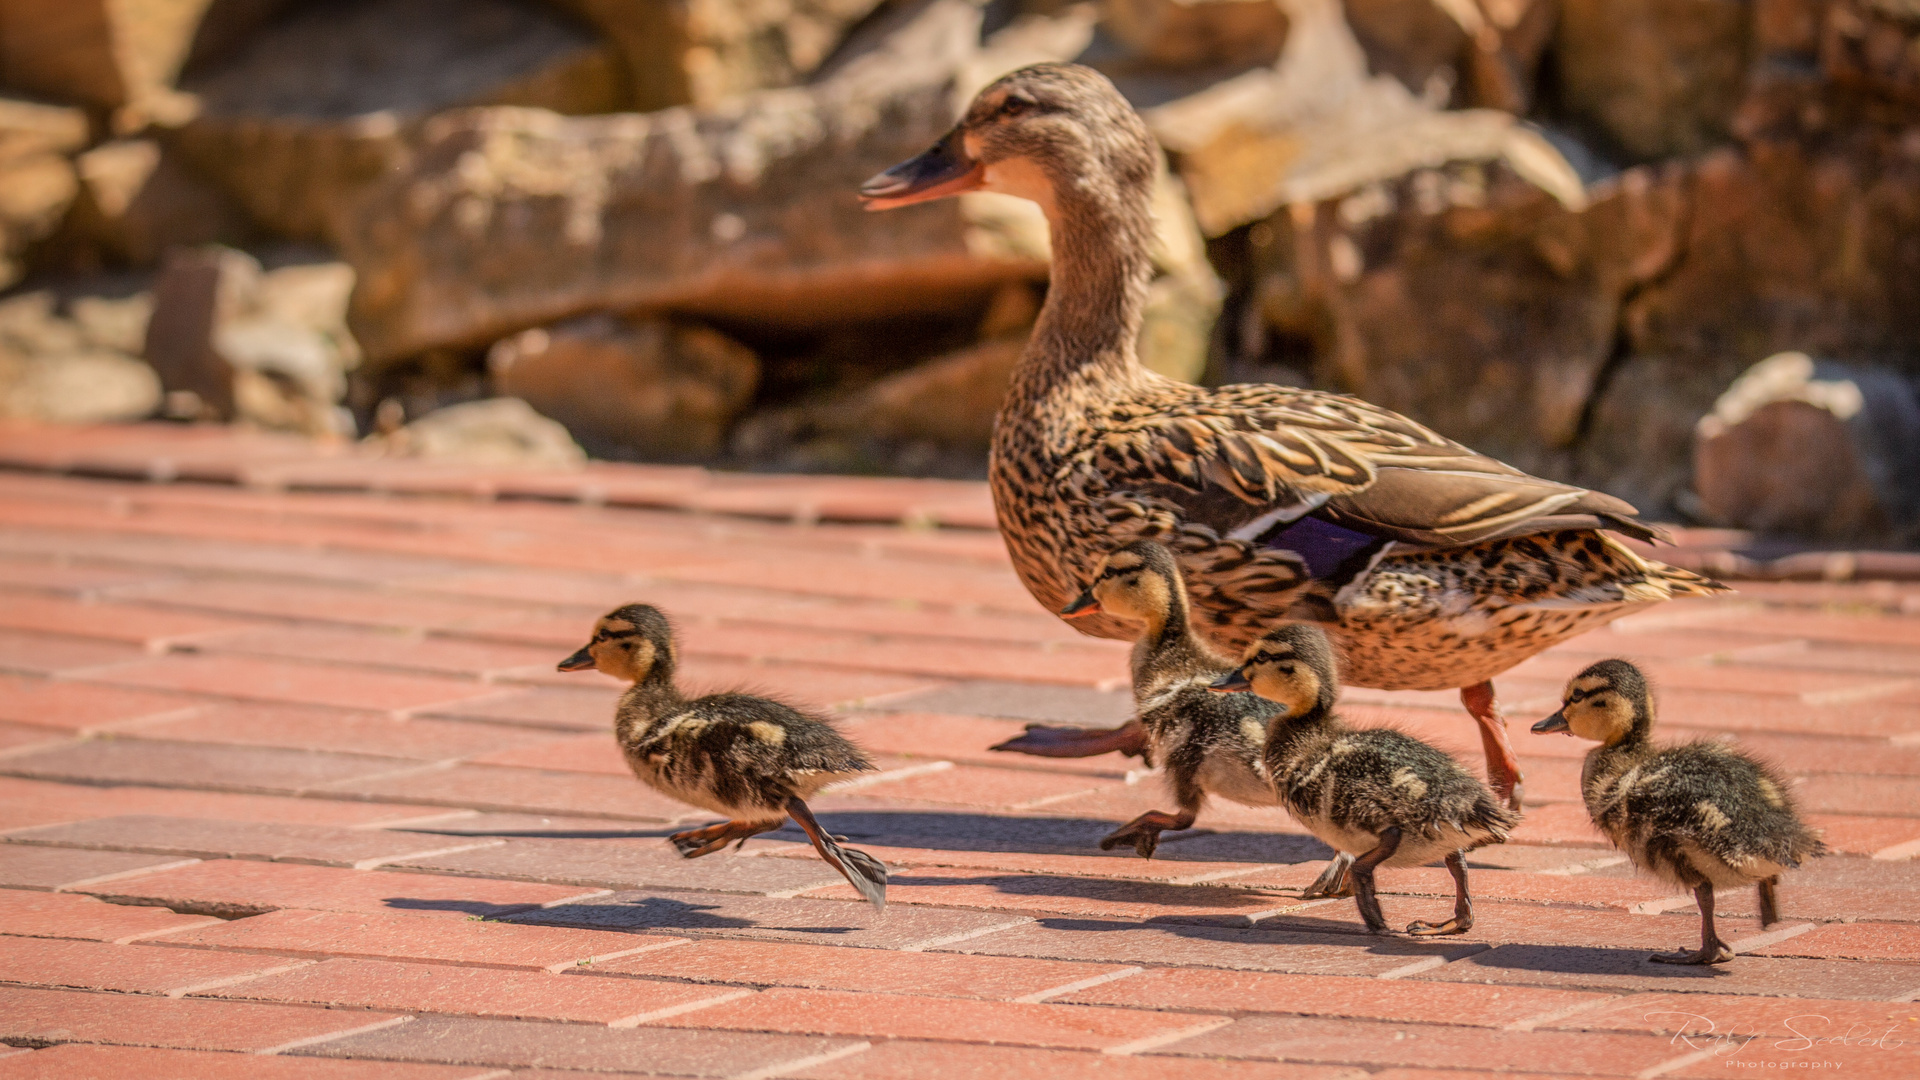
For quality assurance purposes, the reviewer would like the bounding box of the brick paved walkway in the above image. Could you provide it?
[0,422,1917,1079]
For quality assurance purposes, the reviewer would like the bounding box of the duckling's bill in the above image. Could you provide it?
[1531,711,1571,735]
[1209,669,1252,693]
[1058,591,1101,619]
[557,645,596,672]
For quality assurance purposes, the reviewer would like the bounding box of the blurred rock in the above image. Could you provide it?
[1693,352,1920,544]
[0,97,88,288]
[0,0,205,131]
[333,0,1090,363]
[1576,143,1920,511]
[1552,0,1750,161]
[551,0,889,110]
[172,0,627,243]
[490,314,759,459]
[1150,0,1584,236]
[1276,156,1683,474]
[0,291,162,423]
[1341,0,1467,97]
[1103,0,1291,71]
[391,396,586,466]
[143,245,359,435]
[46,138,250,268]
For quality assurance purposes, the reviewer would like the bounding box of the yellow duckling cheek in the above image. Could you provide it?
[1250,664,1320,718]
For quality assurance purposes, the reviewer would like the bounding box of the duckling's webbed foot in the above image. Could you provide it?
[1300,851,1354,899]
[669,818,782,859]
[1650,883,1735,965]
[1462,681,1525,811]
[1406,851,1474,936]
[1098,809,1196,860]
[786,796,888,911]
[1349,828,1402,935]
[991,719,1150,760]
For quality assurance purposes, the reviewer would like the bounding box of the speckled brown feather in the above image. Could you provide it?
[967,64,1726,692]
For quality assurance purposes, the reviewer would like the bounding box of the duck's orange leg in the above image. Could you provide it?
[1462,681,1524,811]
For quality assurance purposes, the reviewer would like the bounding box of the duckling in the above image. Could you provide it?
[1532,660,1825,964]
[1046,540,1286,858]
[559,603,888,909]
[1214,625,1519,935]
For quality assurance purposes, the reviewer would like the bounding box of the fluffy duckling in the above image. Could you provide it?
[1215,625,1519,935]
[559,604,888,909]
[1533,660,1825,964]
[1044,540,1286,858]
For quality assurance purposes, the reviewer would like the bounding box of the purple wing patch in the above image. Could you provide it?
[1260,515,1381,579]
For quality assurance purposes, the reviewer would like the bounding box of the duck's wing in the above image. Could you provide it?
[1089,384,1657,548]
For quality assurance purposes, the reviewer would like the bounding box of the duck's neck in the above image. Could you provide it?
[1017,181,1156,394]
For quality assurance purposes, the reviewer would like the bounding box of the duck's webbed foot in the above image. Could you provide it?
[991,719,1150,760]
[1098,809,1196,860]
[1650,882,1734,965]
[1406,851,1474,936]
[669,818,782,859]
[1301,851,1355,899]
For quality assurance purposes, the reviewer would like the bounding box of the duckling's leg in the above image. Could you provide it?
[786,796,888,911]
[1650,883,1735,965]
[669,818,785,859]
[1301,852,1354,899]
[1349,827,1402,934]
[1757,876,1780,927]
[1099,809,1196,860]
[1406,850,1474,935]
[990,719,1150,759]
[1461,681,1524,811]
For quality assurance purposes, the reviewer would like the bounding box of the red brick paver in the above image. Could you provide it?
[1,422,1918,1078]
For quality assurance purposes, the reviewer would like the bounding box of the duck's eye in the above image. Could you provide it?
[999,94,1035,118]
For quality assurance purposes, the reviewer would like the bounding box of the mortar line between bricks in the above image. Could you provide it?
[257,1014,411,1056]
[1013,965,1145,1003]
[608,987,755,1028]
[1504,992,1629,1032]
[546,936,694,974]
[1873,836,1920,860]
[822,759,955,793]
[352,839,508,870]
[459,1071,513,1080]
[306,760,462,790]
[904,916,1034,952]
[1638,1046,1721,1078]
[1375,942,1491,980]
[350,810,483,831]
[731,1040,872,1080]
[1101,1015,1233,1056]
[51,857,203,892]
[1730,920,1817,954]
[112,915,225,944]
[167,958,318,998]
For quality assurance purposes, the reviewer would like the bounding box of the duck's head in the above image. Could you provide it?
[859,62,1157,221]
[1210,624,1339,719]
[1061,541,1180,627]
[1532,659,1651,746]
[558,603,676,684]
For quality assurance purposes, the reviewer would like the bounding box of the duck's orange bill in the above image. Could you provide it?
[860,130,984,210]
[1058,592,1101,619]
[557,646,596,672]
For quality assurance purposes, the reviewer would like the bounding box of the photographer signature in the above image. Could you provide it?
[1648,1012,1909,1058]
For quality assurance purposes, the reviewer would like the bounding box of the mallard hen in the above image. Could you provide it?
[560,603,889,909]
[1534,659,1824,964]
[1059,540,1285,858]
[862,62,1726,809]
[1217,625,1517,935]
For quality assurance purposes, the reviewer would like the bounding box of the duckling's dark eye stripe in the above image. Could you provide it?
[596,629,642,641]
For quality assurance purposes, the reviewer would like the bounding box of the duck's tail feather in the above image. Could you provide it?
[786,796,887,911]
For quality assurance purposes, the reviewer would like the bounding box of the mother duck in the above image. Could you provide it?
[860,63,1724,812]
